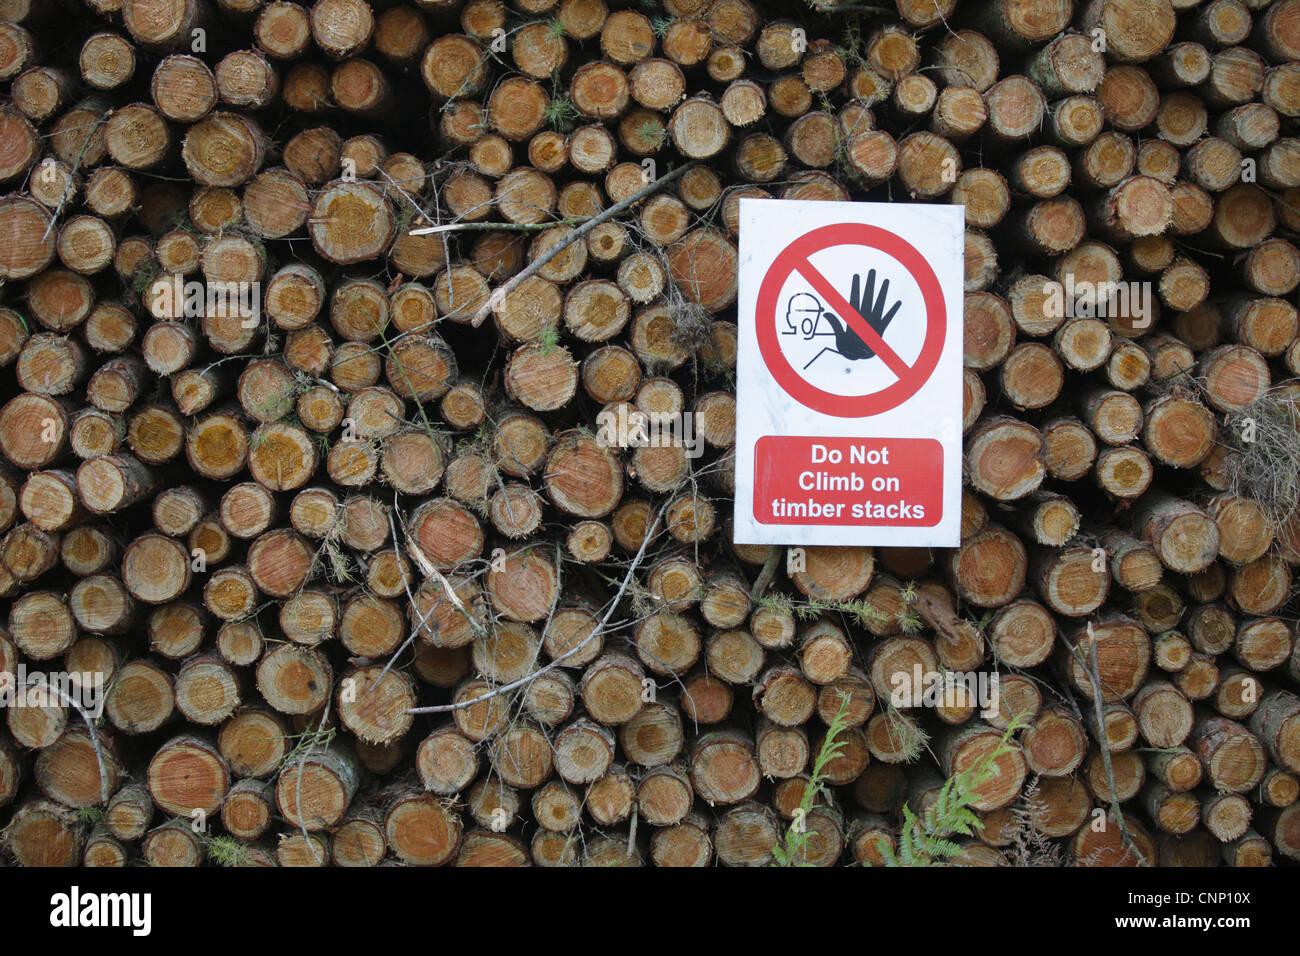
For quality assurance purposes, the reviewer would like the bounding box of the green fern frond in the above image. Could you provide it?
[769,691,852,867]
[886,714,1029,866]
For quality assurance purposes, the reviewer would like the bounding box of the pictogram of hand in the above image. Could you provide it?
[820,269,900,362]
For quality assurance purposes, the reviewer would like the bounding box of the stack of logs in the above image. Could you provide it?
[0,0,1298,867]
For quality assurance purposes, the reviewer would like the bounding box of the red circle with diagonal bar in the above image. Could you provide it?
[756,223,946,418]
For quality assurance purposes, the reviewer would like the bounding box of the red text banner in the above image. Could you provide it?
[754,436,942,527]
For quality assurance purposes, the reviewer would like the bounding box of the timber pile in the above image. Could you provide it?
[0,0,1298,869]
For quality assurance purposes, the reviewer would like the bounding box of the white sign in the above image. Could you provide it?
[733,199,964,547]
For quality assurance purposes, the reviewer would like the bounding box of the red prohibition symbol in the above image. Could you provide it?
[755,222,946,418]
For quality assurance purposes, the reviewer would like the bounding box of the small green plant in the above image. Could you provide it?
[897,607,923,634]
[395,203,418,234]
[651,16,674,38]
[166,209,202,236]
[895,582,922,633]
[546,16,566,39]
[455,420,494,457]
[884,715,1027,866]
[204,833,255,867]
[833,17,868,67]
[757,591,794,614]
[757,591,917,633]
[635,119,667,147]
[544,95,580,133]
[804,596,892,630]
[536,326,560,355]
[278,723,338,775]
[770,691,852,867]
[74,806,106,827]
[132,262,162,298]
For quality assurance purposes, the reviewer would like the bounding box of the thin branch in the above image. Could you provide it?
[809,2,896,13]
[375,499,472,687]
[465,162,698,328]
[749,546,782,601]
[293,696,331,865]
[1079,622,1149,866]
[409,217,597,235]
[406,503,668,715]
[41,110,112,241]
[20,676,111,804]
[402,513,487,638]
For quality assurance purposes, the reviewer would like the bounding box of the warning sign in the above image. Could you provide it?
[757,223,947,418]
[734,199,964,547]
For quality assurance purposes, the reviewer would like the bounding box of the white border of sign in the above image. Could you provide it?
[733,198,965,547]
